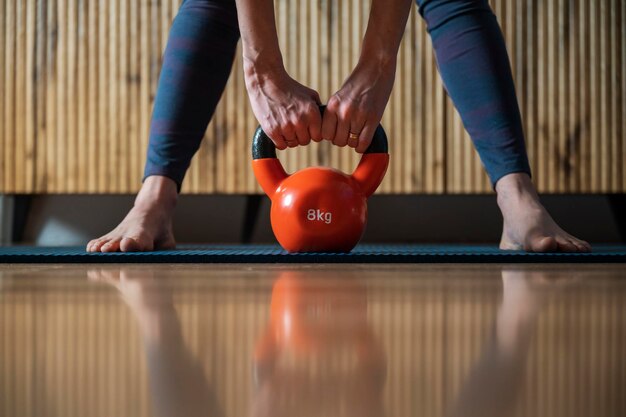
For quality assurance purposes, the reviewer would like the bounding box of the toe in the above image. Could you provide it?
[572,237,592,252]
[528,236,558,253]
[571,238,592,253]
[120,237,140,252]
[90,238,109,253]
[101,239,122,253]
[556,238,578,253]
[120,236,153,252]
[87,238,103,252]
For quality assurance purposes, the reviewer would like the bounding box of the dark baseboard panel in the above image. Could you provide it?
[11,194,624,246]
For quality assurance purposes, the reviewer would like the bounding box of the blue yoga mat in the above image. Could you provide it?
[1,245,625,263]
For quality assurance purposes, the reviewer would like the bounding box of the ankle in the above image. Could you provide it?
[135,176,178,210]
[496,173,539,205]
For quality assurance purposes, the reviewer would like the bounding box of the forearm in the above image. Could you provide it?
[236,0,322,148]
[235,0,284,73]
[322,0,412,151]
[359,0,413,66]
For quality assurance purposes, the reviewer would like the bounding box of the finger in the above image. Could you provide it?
[269,131,288,150]
[348,117,366,149]
[308,107,323,142]
[356,123,377,153]
[295,123,311,146]
[321,109,337,142]
[263,123,289,150]
[333,114,350,147]
[281,123,298,147]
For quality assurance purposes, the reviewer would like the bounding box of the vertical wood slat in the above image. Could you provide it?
[0,0,5,192]
[0,0,624,194]
[3,0,15,192]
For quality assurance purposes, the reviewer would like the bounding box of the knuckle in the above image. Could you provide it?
[294,119,307,130]
[338,106,351,120]
[307,106,320,120]
[327,96,340,110]
[282,121,295,134]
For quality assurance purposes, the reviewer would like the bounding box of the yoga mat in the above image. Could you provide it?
[1,245,625,263]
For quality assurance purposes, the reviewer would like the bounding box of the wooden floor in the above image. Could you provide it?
[1,263,625,417]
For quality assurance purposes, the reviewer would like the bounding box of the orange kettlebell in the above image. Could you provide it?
[251,106,389,253]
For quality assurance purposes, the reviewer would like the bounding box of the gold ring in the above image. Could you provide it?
[348,132,359,141]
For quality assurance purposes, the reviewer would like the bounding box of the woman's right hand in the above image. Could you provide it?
[244,62,322,149]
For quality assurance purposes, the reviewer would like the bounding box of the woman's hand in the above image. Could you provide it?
[244,61,322,150]
[322,57,397,153]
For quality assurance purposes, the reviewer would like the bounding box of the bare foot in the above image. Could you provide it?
[86,176,178,252]
[496,173,591,253]
[87,268,173,310]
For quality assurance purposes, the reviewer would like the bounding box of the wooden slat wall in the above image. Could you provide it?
[0,0,624,194]
[1,269,625,417]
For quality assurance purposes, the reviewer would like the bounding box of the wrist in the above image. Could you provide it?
[243,47,285,77]
[357,47,397,72]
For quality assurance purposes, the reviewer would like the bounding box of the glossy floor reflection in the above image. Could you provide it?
[1,264,625,417]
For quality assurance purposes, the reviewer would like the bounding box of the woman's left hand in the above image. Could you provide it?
[322,58,397,153]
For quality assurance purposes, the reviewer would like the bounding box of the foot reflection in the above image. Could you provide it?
[445,268,575,417]
[87,268,224,417]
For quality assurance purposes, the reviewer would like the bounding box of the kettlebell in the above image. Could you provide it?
[251,106,389,253]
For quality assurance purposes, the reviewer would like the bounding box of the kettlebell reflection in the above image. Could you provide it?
[252,272,387,417]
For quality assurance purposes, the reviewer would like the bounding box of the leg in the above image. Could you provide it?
[417,0,590,252]
[88,0,240,252]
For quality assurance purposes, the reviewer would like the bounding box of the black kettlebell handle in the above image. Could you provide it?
[252,105,388,160]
